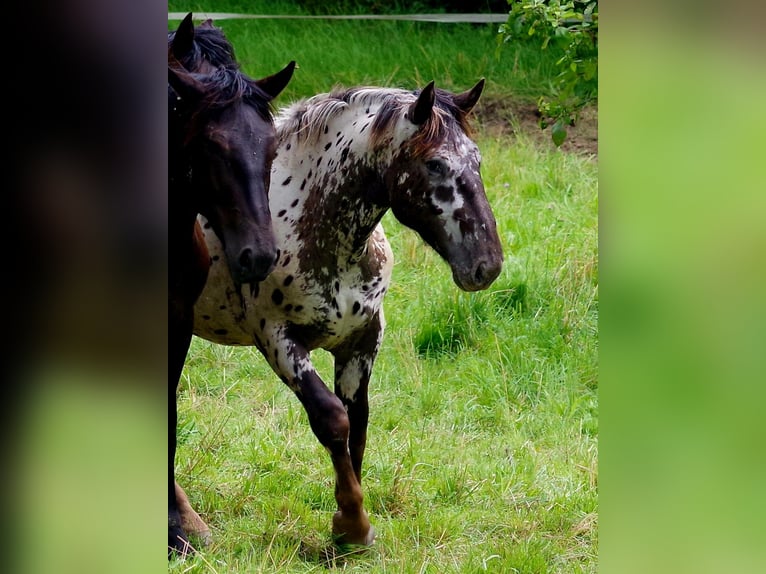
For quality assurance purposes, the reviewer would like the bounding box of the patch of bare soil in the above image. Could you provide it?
[472,96,598,159]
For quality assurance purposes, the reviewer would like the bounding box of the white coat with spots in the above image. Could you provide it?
[192,81,504,546]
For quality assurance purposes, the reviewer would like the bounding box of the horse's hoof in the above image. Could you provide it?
[192,528,213,548]
[332,511,376,547]
[168,526,195,559]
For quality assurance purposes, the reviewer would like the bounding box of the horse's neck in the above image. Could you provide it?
[301,163,388,262]
[276,112,392,262]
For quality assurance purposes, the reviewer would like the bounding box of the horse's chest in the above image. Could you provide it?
[194,236,391,350]
[253,266,385,349]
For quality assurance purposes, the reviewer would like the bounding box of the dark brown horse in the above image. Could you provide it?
[168,13,294,556]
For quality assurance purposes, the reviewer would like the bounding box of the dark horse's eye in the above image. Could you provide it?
[425,159,446,176]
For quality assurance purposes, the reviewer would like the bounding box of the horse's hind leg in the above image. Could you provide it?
[330,315,383,546]
[332,313,384,485]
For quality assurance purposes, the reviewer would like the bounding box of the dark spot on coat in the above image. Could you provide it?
[219,305,226,310]
[284,275,294,286]
[214,328,228,335]
[284,304,293,312]
[434,185,455,203]
[336,312,343,319]
[291,198,299,208]
[300,179,306,191]
[202,315,211,320]
[212,255,220,261]
[352,301,361,315]
[278,209,286,217]
[282,176,292,186]
[259,318,266,330]
[340,148,349,163]
[203,222,211,229]
[294,305,303,312]
[286,142,291,150]
[316,156,322,167]
[324,142,332,151]
[282,255,292,267]
[272,289,284,305]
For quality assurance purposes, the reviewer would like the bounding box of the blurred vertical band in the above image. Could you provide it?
[4,0,166,572]
[601,2,766,573]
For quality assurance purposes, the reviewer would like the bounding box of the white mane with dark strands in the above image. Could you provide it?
[274,86,461,154]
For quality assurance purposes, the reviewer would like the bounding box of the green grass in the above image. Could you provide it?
[169,8,597,573]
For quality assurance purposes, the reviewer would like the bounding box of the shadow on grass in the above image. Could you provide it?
[297,536,375,568]
[414,280,528,359]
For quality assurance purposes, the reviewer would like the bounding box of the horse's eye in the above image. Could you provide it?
[425,159,446,176]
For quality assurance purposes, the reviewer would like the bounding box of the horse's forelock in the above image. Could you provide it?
[407,93,474,158]
[191,68,273,122]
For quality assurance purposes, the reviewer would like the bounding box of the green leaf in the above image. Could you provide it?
[551,121,567,147]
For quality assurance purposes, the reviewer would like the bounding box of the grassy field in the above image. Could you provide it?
[169,6,597,573]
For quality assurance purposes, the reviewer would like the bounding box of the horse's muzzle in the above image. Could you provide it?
[233,247,278,283]
[453,256,503,292]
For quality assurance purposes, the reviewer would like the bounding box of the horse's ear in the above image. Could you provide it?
[453,78,485,115]
[255,60,296,101]
[171,13,195,61]
[168,65,204,103]
[409,81,435,125]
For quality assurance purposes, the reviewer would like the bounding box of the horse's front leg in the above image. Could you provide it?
[168,302,194,556]
[265,330,374,546]
[169,226,212,556]
[175,481,212,547]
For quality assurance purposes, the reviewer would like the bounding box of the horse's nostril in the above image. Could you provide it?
[239,248,253,270]
[252,251,277,276]
[474,261,486,284]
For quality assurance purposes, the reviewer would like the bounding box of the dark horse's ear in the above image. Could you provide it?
[168,65,205,104]
[453,78,485,115]
[171,13,195,61]
[255,61,297,101]
[408,81,435,125]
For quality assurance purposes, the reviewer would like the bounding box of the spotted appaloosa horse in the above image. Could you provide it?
[192,80,504,546]
[168,13,294,556]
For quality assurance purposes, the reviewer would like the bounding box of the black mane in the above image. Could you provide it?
[168,23,237,70]
[168,23,273,122]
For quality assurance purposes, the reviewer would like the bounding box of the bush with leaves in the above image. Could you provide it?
[499,0,598,146]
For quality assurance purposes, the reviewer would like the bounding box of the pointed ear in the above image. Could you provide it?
[168,65,205,103]
[255,60,296,101]
[453,78,485,115]
[408,81,435,125]
[199,18,215,29]
[171,13,195,61]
